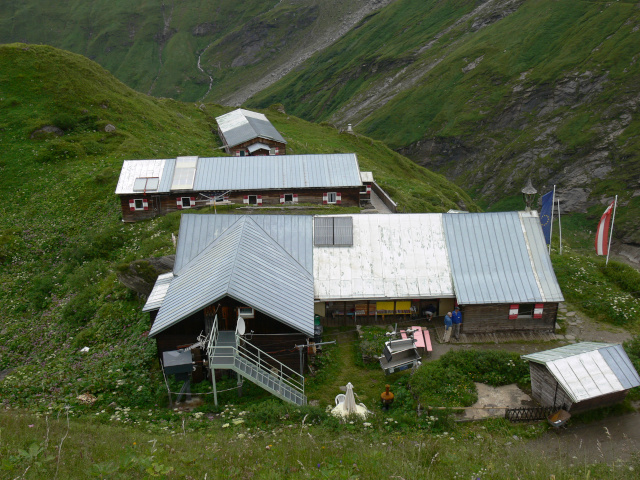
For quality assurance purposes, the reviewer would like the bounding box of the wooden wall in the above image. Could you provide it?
[529,362,573,409]
[120,187,361,221]
[461,303,557,334]
[224,136,287,156]
[529,362,629,413]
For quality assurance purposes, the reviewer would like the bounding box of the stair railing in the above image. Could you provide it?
[235,333,305,398]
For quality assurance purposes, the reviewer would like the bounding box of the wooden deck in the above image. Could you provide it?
[433,326,559,344]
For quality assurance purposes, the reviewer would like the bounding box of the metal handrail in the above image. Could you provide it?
[235,334,305,395]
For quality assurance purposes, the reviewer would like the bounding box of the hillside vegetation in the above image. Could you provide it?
[0,43,474,412]
[249,0,640,242]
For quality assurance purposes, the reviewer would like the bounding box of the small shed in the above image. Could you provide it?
[522,342,640,414]
[216,109,287,156]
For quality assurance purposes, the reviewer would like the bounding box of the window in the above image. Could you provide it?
[323,192,342,205]
[284,194,293,202]
[327,192,337,204]
[238,307,255,318]
[314,217,353,246]
[269,147,279,155]
[176,197,196,209]
[129,198,148,211]
[280,194,297,204]
[248,195,257,205]
[133,177,159,192]
[509,303,543,319]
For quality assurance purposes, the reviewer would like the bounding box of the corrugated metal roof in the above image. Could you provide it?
[115,159,172,194]
[313,214,454,301]
[192,154,362,190]
[360,172,374,183]
[247,142,270,153]
[142,272,174,312]
[519,212,564,302]
[150,217,314,337]
[523,343,640,402]
[174,214,313,275]
[443,211,563,304]
[216,109,287,148]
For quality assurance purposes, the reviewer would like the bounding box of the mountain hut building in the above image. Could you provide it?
[215,108,287,156]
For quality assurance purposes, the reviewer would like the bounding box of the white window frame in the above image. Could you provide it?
[238,307,255,318]
[284,193,294,203]
[248,195,258,205]
[327,192,337,204]
[134,199,145,211]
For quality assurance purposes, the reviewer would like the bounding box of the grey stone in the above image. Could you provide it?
[104,124,116,132]
[565,334,576,340]
[566,312,576,317]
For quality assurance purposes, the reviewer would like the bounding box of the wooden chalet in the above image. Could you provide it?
[144,214,314,373]
[312,212,564,334]
[115,154,370,222]
[216,109,287,156]
[522,343,640,413]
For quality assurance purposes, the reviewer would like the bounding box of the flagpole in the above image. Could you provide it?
[557,196,562,255]
[605,195,617,266]
[548,185,555,254]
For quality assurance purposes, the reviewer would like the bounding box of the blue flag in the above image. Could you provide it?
[540,190,554,245]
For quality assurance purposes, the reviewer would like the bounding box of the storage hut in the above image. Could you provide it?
[522,343,640,413]
[216,109,287,156]
[143,214,314,373]
[115,154,368,222]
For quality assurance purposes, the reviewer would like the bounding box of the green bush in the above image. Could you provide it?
[36,138,86,163]
[61,286,99,326]
[600,261,640,297]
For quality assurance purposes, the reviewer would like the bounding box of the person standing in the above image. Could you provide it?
[443,311,453,343]
[452,306,462,341]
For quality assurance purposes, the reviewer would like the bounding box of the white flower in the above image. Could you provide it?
[222,423,230,428]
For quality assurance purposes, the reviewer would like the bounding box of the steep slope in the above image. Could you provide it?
[0,0,392,103]
[249,0,640,243]
[0,44,475,410]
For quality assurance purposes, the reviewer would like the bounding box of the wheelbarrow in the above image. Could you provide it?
[547,409,571,429]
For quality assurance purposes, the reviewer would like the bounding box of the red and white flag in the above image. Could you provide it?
[595,201,615,256]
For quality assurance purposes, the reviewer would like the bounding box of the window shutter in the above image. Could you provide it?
[129,199,135,211]
[257,195,262,205]
[190,197,195,202]
[143,199,149,211]
[293,194,298,203]
[336,192,342,204]
[275,147,279,154]
[508,304,519,320]
[280,194,285,204]
[533,303,544,319]
[366,185,371,194]
[176,198,182,210]
[235,151,240,156]
[224,195,229,201]
[243,196,249,204]
[322,193,328,205]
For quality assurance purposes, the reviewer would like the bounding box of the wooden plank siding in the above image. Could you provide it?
[461,303,557,334]
[528,362,629,413]
[120,187,362,222]
[218,128,286,156]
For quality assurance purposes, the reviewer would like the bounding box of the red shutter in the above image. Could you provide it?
[280,194,285,204]
[143,199,149,211]
[366,185,371,194]
[293,194,298,204]
[190,197,195,202]
[533,303,544,319]
[243,195,249,204]
[176,198,182,210]
[508,304,519,320]
[322,193,328,205]
[129,199,135,211]
[257,195,262,205]
[336,192,342,204]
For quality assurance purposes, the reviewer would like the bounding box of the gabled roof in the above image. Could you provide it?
[216,109,287,148]
[149,217,314,337]
[193,154,362,191]
[313,214,454,301]
[442,211,564,304]
[523,343,640,403]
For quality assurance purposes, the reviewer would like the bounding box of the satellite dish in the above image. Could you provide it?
[236,316,246,336]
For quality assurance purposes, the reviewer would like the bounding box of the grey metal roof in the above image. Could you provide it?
[149,217,314,337]
[174,214,313,274]
[523,343,640,402]
[216,109,287,148]
[193,154,362,191]
[142,272,174,312]
[442,211,563,304]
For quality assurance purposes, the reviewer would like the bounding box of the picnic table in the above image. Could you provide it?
[400,326,433,356]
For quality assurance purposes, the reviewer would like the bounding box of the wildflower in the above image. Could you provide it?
[28,424,34,428]
[222,423,230,428]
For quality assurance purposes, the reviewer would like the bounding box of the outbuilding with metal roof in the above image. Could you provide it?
[215,108,287,156]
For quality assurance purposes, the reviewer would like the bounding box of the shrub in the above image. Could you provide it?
[36,138,85,163]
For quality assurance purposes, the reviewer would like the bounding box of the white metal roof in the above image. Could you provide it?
[115,159,171,194]
[360,172,374,183]
[216,108,287,148]
[523,343,640,403]
[247,142,270,153]
[313,214,454,301]
[142,272,174,312]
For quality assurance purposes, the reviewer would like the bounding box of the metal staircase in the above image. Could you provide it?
[206,317,307,406]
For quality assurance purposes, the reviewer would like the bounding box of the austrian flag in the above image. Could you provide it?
[595,200,615,256]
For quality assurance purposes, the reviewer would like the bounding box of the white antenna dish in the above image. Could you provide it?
[236,316,246,336]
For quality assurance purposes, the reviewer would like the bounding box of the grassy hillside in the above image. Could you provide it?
[249,0,640,241]
[0,43,475,412]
